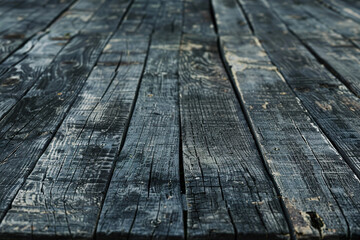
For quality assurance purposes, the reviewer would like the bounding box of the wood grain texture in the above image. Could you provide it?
[0,0,133,238]
[182,0,216,36]
[268,0,360,98]
[179,34,290,240]
[239,0,360,187]
[211,0,251,36]
[97,31,184,240]
[0,0,130,124]
[237,0,360,238]
[0,34,107,223]
[0,0,76,63]
[220,34,360,239]
[97,2,184,239]
[0,34,68,121]
[0,35,149,240]
[319,0,360,24]
[297,0,360,43]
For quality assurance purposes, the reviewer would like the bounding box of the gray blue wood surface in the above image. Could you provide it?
[0,0,359,239]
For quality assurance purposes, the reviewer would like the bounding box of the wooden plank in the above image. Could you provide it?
[0,35,149,240]
[240,0,360,188]
[182,0,216,36]
[237,0,360,237]
[79,0,132,35]
[220,33,360,240]
[211,0,251,35]
[97,31,184,240]
[297,0,360,43]
[268,0,360,98]
[0,0,76,63]
[0,0,133,230]
[97,2,184,239]
[179,33,290,240]
[320,0,360,23]
[0,0,128,128]
[0,34,107,221]
[0,34,68,121]
[116,0,162,36]
[0,0,24,16]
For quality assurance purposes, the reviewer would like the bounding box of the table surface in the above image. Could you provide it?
[0,0,359,239]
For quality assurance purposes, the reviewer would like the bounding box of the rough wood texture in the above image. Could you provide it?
[97,2,184,239]
[319,0,360,23]
[211,0,251,35]
[237,0,360,237]
[238,0,360,185]
[0,0,360,239]
[182,0,215,36]
[179,33,289,240]
[0,35,149,240]
[98,31,183,240]
[297,0,360,43]
[268,0,360,98]
[0,0,130,126]
[0,0,76,63]
[220,34,360,239]
[0,34,106,221]
[0,0,132,227]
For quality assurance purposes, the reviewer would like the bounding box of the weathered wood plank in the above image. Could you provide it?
[239,0,360,188]
[97,31,184,240]
[319,0,360,24]
[0,34,68,121]
[221,33,360,239]
[0,0,76,63]
[237,0,360,237]
[179,33,290,240]
[97,2,184,239]
[0,0,24,16]
[182,0,215,36]
[297,0,360,43]
[0,35,149,240]
[0,34,107,222]
[211,0,251,35]
[0,0,130,131]
[268,0,360,98]
[0,0,135,237]
[115,0,161,36]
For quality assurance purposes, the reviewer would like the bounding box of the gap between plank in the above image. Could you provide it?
[93,26,154,240]
[215,36,297,240]
[206,3,240,238]
[208,2,297,239]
